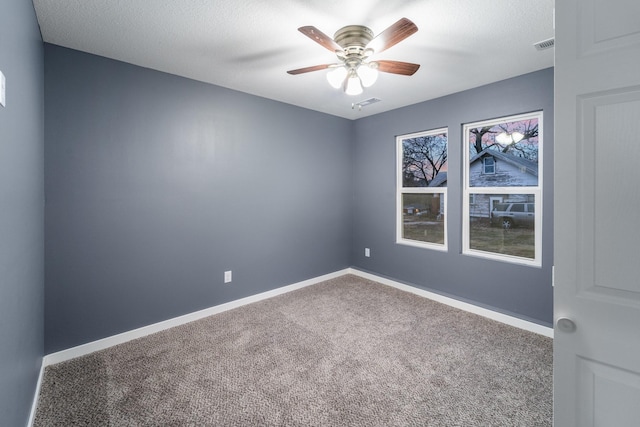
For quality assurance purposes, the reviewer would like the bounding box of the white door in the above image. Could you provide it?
[554,0,640,425]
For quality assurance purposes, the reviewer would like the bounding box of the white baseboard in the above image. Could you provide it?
[43,269,350,366]
[347,268,554,338]
[27,360,45,427]
[43,266,552,367]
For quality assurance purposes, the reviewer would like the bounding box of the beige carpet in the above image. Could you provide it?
[34,275,552,426]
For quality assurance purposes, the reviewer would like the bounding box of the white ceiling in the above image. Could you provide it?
[33,0,555,120]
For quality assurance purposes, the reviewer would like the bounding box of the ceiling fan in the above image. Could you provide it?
[287,18,420,96]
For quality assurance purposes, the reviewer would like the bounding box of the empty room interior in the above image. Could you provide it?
[3,0,640,426]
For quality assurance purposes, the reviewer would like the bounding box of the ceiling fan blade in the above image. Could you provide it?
[367,18,418,53]
[298,26,342,52]
[376,60,420,76]
[287,64,333,75]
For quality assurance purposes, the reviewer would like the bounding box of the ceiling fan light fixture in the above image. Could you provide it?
[344,70,363,95]
[496,131,525,144]
[495,132,508,144]
[511,131,524,143]
[496,132,510,144]
[358,63,379,88]
[288,18,419,96]
[327,66,347,89]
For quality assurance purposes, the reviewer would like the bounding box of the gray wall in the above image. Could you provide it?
[44,45,352,353]
[0,1,44,425]
[351,68,554,326]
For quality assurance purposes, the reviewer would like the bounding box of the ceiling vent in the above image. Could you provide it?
[352,98,381,110]
[534,37,555,51]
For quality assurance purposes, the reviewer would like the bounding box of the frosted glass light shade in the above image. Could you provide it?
[345,71,363,95]
[496,131,525,144]
[357,63,378,87]
[511,131,524,143]
[496,132,511,144]
[326,67,347,89]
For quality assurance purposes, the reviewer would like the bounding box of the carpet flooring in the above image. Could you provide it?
[34,275,552,426]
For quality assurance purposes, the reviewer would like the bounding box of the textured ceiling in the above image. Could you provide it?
[33,0,555,119]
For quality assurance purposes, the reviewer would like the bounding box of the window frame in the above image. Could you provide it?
[462,111,543,267]
[396,128,448,251]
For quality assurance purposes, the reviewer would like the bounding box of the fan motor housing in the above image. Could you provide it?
[334,25,374,49]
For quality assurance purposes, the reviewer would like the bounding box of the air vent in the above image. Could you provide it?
[534,37,555,51]
[352,98,381,110]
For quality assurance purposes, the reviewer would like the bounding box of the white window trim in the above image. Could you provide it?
[396,128,448,252]
[462,111,543,267]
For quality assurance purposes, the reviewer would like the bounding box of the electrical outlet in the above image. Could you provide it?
[224,270,232,283]
[365,248,370,257]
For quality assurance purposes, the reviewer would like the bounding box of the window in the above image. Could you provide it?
[397,128,448,250]
[483,157,495,174]
[462,112,543,266]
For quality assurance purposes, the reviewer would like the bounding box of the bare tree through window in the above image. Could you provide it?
[402,131,448,187]
[469,118,539,162]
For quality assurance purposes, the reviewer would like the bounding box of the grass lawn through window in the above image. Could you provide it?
[402,216,445,245]
[469,220,535,259]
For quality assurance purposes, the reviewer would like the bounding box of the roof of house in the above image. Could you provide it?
[424,148,537,187]
[469,147,538,177]
[428,172,448,187]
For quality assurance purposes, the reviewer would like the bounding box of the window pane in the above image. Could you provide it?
[469,193,535,259]
[401,131,448,188]
[468,117,539,187]
[402,193,445,244]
